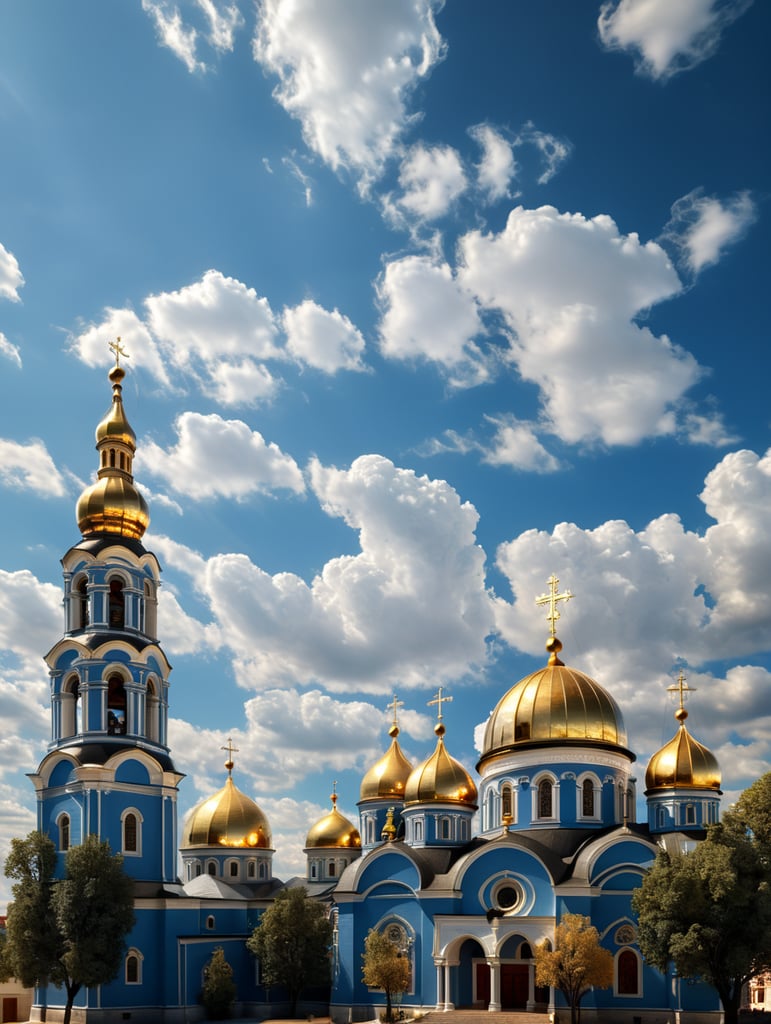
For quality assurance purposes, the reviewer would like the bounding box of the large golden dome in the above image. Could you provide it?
[182,773,272,849]
[76,357,149,540]
[645,708,721,792]
[306,792,361,850]
[405,723,478,807]
[478,637,631,771]
[360,724,413,801]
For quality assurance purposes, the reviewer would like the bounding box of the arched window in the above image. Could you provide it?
[310,862,317,879]
[125,950,142,984]
[582,778,595,817]
[414,819,423,842]
[207,861,217,876]
[195,863,202,877]
[657,806,667,828]
[77,577,89,629]
[328,860,336,878]
[206,915,215,930]
[366,817,375,844]
[248,861,256,878]
[108,578,125,628]
[440,817,451,840]
[59,813,70,851]
[459,818,468,841]
[259,862,266,879]
[617,949,640,995]
[538,778,553,818]
[62,675,80,737]
[107,674,127,735]
[124,813,137,852]
[502,783,513,821]
[520,942,532,960]
[685,803,696,825]
[229,861,238,877]
[109,448,116,467]
[145,679,160,742]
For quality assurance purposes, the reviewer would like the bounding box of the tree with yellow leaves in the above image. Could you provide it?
[535,913,613,1024]
[361,928,411,1023]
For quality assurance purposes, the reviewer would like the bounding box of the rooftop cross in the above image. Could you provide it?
[109,337,129,368]
[221,737,239,774]
[387,694,404,728]
[667,669,696,711]
[535,573,573,638]
[428,686,453,722]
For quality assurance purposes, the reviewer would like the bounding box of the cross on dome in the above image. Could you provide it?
[109,337,129,368]
[536,573,573,638]
[387,694,404,728]
[221,737,240,774]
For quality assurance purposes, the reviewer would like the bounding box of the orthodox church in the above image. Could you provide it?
[26,355,724,1023]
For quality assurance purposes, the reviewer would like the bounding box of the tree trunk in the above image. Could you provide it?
[385,986,393,1023]
[62,980,80,1024]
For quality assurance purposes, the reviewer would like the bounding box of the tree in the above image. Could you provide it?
[246,886,332,1017]
[633,790,771,1024]
[4,832,136,1024]
[361,928,411,1024]
[201,946,236,1020]
[534,913,613,1024]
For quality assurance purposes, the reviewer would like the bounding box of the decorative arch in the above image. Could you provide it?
[74,574,89,630]
[532,772,558,822]
[106,572,128,629]
[60,673,81,738]
[125,948,143,984]
[57,811,71,852]
[121,808,143,856]
[577,771,601,820]
[106,670,128,735]
[615,947,641,996]
[144,675,160,742]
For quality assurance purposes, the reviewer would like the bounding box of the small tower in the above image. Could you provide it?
[645,671,722,835]
[181,740,274,885]
[401,687,478,847]
[358,695,413,850]
[28,344,183,884]
[305,782,361,884]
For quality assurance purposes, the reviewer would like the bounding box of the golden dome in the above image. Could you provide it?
[305,791,361,850]
[182,774,272,849]
[405,723,478,807]
[645,708,721,792]
[76,356,149,540]
[360,724,414,801]
[478,637,630,770]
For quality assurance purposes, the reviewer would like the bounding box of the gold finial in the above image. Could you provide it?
[387,694,404,738]
[536,573,573,638]
[428,686,452,738]
[331,780,338,808]
[221,737,239,775]
[381,806,397,842]
[109,337,130,368]
[667,670,695,723]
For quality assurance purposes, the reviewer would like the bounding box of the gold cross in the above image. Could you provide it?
[109,337,129,368]
[428,686,453,721]
[535,574,573,638]
[667,670,695,711]
[221,737,239,768]
[387,694,404,727]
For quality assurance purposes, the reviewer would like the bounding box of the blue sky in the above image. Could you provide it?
[0,0,769,901]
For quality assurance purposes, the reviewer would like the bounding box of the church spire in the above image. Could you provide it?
[75,340,150,540]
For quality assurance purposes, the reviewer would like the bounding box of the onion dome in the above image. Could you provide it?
[76,343,149,541]
[182,755,272,849]
[645,676,721,792]
[478,634,632,770]
[306,789,361,850]
[360,721,413,801]
[405,719,478,808]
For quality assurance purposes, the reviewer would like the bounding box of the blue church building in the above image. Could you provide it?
[26,357,724,1022]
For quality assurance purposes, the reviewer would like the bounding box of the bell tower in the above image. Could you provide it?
[28,343,183,884]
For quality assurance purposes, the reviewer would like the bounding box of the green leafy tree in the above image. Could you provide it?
[361,928,411,1024]
[246,886,332,1017]
[534,913,613,1024]
[201,946,237,1020]
[633,786,771,1024]
[4,832,135,1024]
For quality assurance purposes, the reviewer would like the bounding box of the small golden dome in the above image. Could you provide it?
[645,713,721,792]
[182,775,272,849]
[305,791,361,850]
[76,354,149,540]
[360,724,413,801]
[479,637,629,769]
[405,723,478,807]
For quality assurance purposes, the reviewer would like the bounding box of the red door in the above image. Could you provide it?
[500,964,529,1009]
[475,962,490,1007]
[2,997,18,1023]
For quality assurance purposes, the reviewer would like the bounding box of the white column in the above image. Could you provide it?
[488,958,501,1012]
[434,961,444,1010]
[526,962,535,1011]
[443,962,454,1011]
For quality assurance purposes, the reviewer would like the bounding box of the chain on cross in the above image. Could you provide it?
[428,686,453,722]
[535,573,573,638]
[109,337,129,368]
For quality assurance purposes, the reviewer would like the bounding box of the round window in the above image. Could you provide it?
[495,882,522,911]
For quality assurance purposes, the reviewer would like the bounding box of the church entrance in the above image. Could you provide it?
[500,963,529,1009]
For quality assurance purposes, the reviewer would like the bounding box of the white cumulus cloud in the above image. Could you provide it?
[0,333,22,368]
[598,0,754,80]
[138,411,305,499]
[470,124,517,202]
[0,439,69,498]
[253,0,446,189]
[284,300,367,373]
[663,188,756,274]
[392,143,468,221]
[0,242,24,302]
